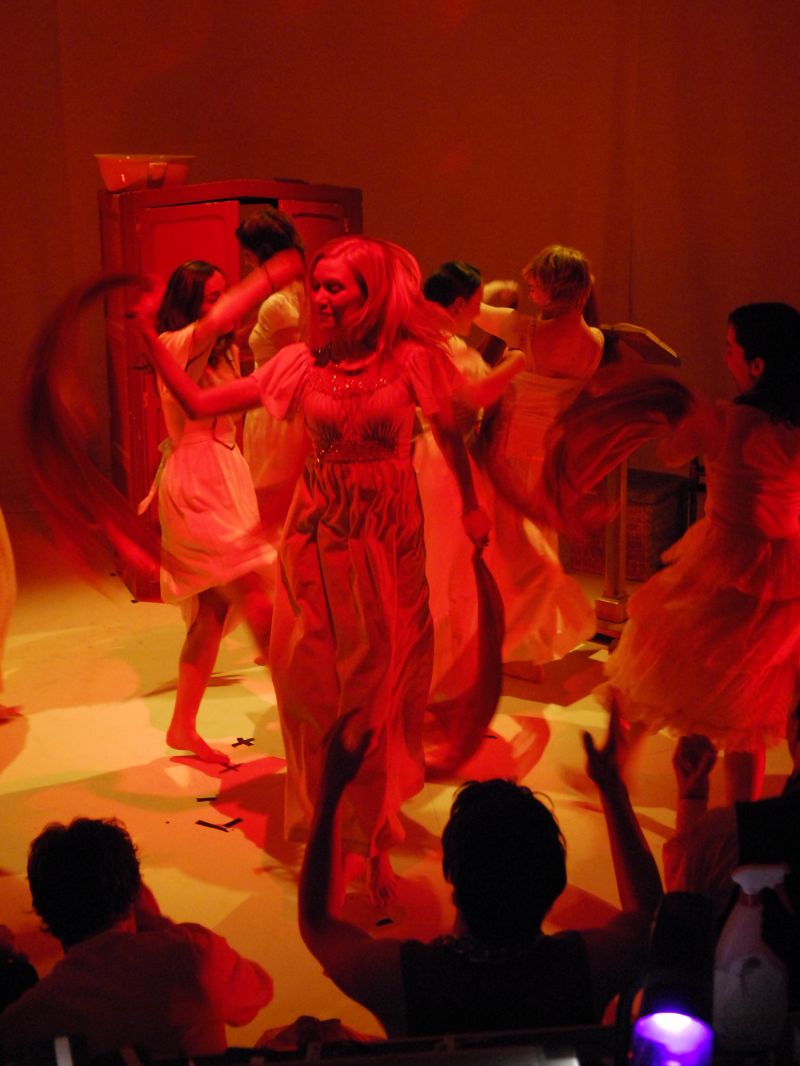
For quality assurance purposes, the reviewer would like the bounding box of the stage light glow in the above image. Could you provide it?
[632,1011,713,1066]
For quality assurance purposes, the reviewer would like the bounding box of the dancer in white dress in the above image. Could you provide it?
[153,259,291,763]
[235,209,309,539]
[475,245,604,509]
[418,261,594,691]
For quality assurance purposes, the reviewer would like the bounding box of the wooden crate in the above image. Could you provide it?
[564,470,689,581]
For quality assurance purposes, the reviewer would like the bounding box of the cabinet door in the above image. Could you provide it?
[138,200,243,283]
[278,199,349,258]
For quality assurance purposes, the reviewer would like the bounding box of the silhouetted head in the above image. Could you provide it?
[27,817,141,948]
[729,302,800,425]
[522,244,593,314]
[442,779,567,944]
[156,260,225,333]
[235,206,304,265]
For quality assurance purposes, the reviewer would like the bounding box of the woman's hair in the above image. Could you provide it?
[28,817,142,948]
[235,206,304,264]
[156,260,224,333]
[442,778,567,943]
[730,302,800,426]
[423,261,482,309]
[309,236,449,354]
[522,244,593,311]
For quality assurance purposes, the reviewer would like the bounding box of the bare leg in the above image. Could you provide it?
[724,746,766,803]
[227,570,273,664]
[167,589,230,764]
[368,852,398,906]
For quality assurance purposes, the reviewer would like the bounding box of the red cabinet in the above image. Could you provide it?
[99,178,362,599]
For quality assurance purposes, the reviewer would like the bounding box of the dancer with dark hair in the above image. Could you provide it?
[22,251,303,764]
[603,303,800,802]
[235,208,309,535]
[132,236,490,903]
[149,259,284,764]
[535,302,800,804]
[419,260,594,697]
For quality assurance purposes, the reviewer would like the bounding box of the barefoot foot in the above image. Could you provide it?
[166,725,230,765]
[368,853,398,907]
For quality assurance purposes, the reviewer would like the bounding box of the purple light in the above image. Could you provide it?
[632,1011,713,1066]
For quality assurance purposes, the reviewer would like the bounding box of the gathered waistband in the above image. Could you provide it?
[315,439,398,463]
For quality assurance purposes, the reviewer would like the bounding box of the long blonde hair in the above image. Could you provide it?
[309,236,449,355]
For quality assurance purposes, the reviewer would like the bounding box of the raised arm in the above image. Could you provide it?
[132,248,301,419]
[454,348,526,410]
[583,704,662,915]
[580,702,663,1015]
[474,304,530,348]
[192,248,303,353]
[299,713,407,1036]
[662,734,718,892]
[136,317,262,419]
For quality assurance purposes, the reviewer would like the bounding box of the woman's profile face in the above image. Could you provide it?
[526,277,551,310]
[450,286,483,335]
[724,325,760,392]
[310,256,366,335]
[200,271,226,317]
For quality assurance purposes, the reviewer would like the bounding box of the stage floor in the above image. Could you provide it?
[0,507,790,1045]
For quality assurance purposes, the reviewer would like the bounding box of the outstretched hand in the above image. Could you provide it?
[582,700,626,791]
[320,710,373,799]
[673,734,717,800]
[128,274,165,333]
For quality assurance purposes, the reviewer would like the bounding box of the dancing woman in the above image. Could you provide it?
[151,260,280,764]
[536,302,800,804]
[133,237,490,903]
[602,303,800,802]
[475,244,603,501]
[418,260,593,693]
[235,208,310,537]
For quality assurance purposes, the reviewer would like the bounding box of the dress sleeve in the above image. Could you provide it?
[160,325,213,383]
[403,344,459,417]
[250,343,313,420]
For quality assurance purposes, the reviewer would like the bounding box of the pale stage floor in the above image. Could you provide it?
[0,507,791,1046]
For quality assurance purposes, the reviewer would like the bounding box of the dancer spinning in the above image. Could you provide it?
[538,302,800,804]
[134,237,490,903]
[418,261,593,694]
[603,303,800,802]
[476,243,604,503]
[150,260,291,764]
[23,255,301,766]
